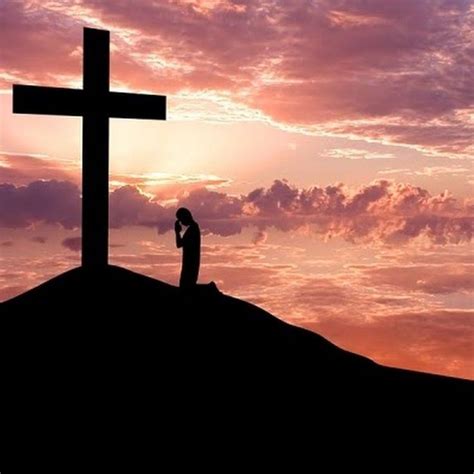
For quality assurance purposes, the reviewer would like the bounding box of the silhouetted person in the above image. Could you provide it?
[175,208,201,288]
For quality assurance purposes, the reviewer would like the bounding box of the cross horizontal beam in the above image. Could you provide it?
[108,92,166,120]
[13,85,83,116]
[13,85,166,120]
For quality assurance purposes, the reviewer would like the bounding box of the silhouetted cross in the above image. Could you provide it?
[13,28,167,267]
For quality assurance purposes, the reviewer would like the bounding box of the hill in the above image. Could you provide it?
[2,265,472,464]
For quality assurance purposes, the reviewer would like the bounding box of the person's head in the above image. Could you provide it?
[176,207,194,226]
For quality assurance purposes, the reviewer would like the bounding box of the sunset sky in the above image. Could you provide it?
[1,0,473,378]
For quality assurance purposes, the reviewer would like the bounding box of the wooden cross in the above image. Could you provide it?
[13,27,167,267]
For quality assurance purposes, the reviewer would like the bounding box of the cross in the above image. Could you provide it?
[13,27,167,267]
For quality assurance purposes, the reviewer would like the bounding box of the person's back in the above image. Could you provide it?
[175,208,201,288]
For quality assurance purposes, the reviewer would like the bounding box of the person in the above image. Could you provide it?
[175,207,201,288]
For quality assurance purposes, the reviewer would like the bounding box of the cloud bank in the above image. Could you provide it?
[1,178,472,245]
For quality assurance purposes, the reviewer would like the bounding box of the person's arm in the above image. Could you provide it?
[175,220,183,248]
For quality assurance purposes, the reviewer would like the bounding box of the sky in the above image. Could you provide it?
[0,0,473,379]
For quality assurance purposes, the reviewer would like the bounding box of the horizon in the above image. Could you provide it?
[0,0,473,379]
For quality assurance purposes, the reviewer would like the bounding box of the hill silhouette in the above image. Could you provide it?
[2,265,472,464]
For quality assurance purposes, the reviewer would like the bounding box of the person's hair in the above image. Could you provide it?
[176,207,193,221]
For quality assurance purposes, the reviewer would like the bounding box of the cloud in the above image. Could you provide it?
[109,185,171,229]
[0,152,229,197]
[31,236,47,244]
[294,277,352,308]
[1,241,14,247]
[0,180,81,228]
[0,152,79,186]
[306,309,474,379]
[2,224,472,377]
[383,248,474,266]
[1,0,472,156]
[0,255,81,302]
[110,172,231,199]
[242,179,474,245]
[356,264,474,295]
[109,242,126,248]
[252,230,268,245]
[0,285,26,301]
[323,148,394,160]
[0,1,82,87]
[1,178,473,245]
[62,236,81,252]
[176,187,244,236]
[62,236,127,251]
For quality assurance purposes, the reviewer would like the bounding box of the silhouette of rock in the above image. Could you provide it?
[2,265,472,463]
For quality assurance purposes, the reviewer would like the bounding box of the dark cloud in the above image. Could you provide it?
[1,241,14,247]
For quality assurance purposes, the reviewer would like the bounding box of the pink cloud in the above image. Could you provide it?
[356,264,474,295]
[62,236,82,252]
[385,249,474,266]
[1,0,472,156]
[109,185,172,229]
[111,253,179,266]
[294,277,351,308]
[0,153,231,200]
[243,179,473,244]
[0,152,79,186]
[252,230,268,245]
[0,180,81,228]
[31,236,47,244]
[0,285,26,301]
[307,310,474,379]
[0,1,101,93]
[1,223,472,378]
[1,178,472,245]
[127,242,473,377]
[111,173,231,200]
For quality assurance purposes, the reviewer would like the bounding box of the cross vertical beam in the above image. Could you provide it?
[82,28,109,267]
